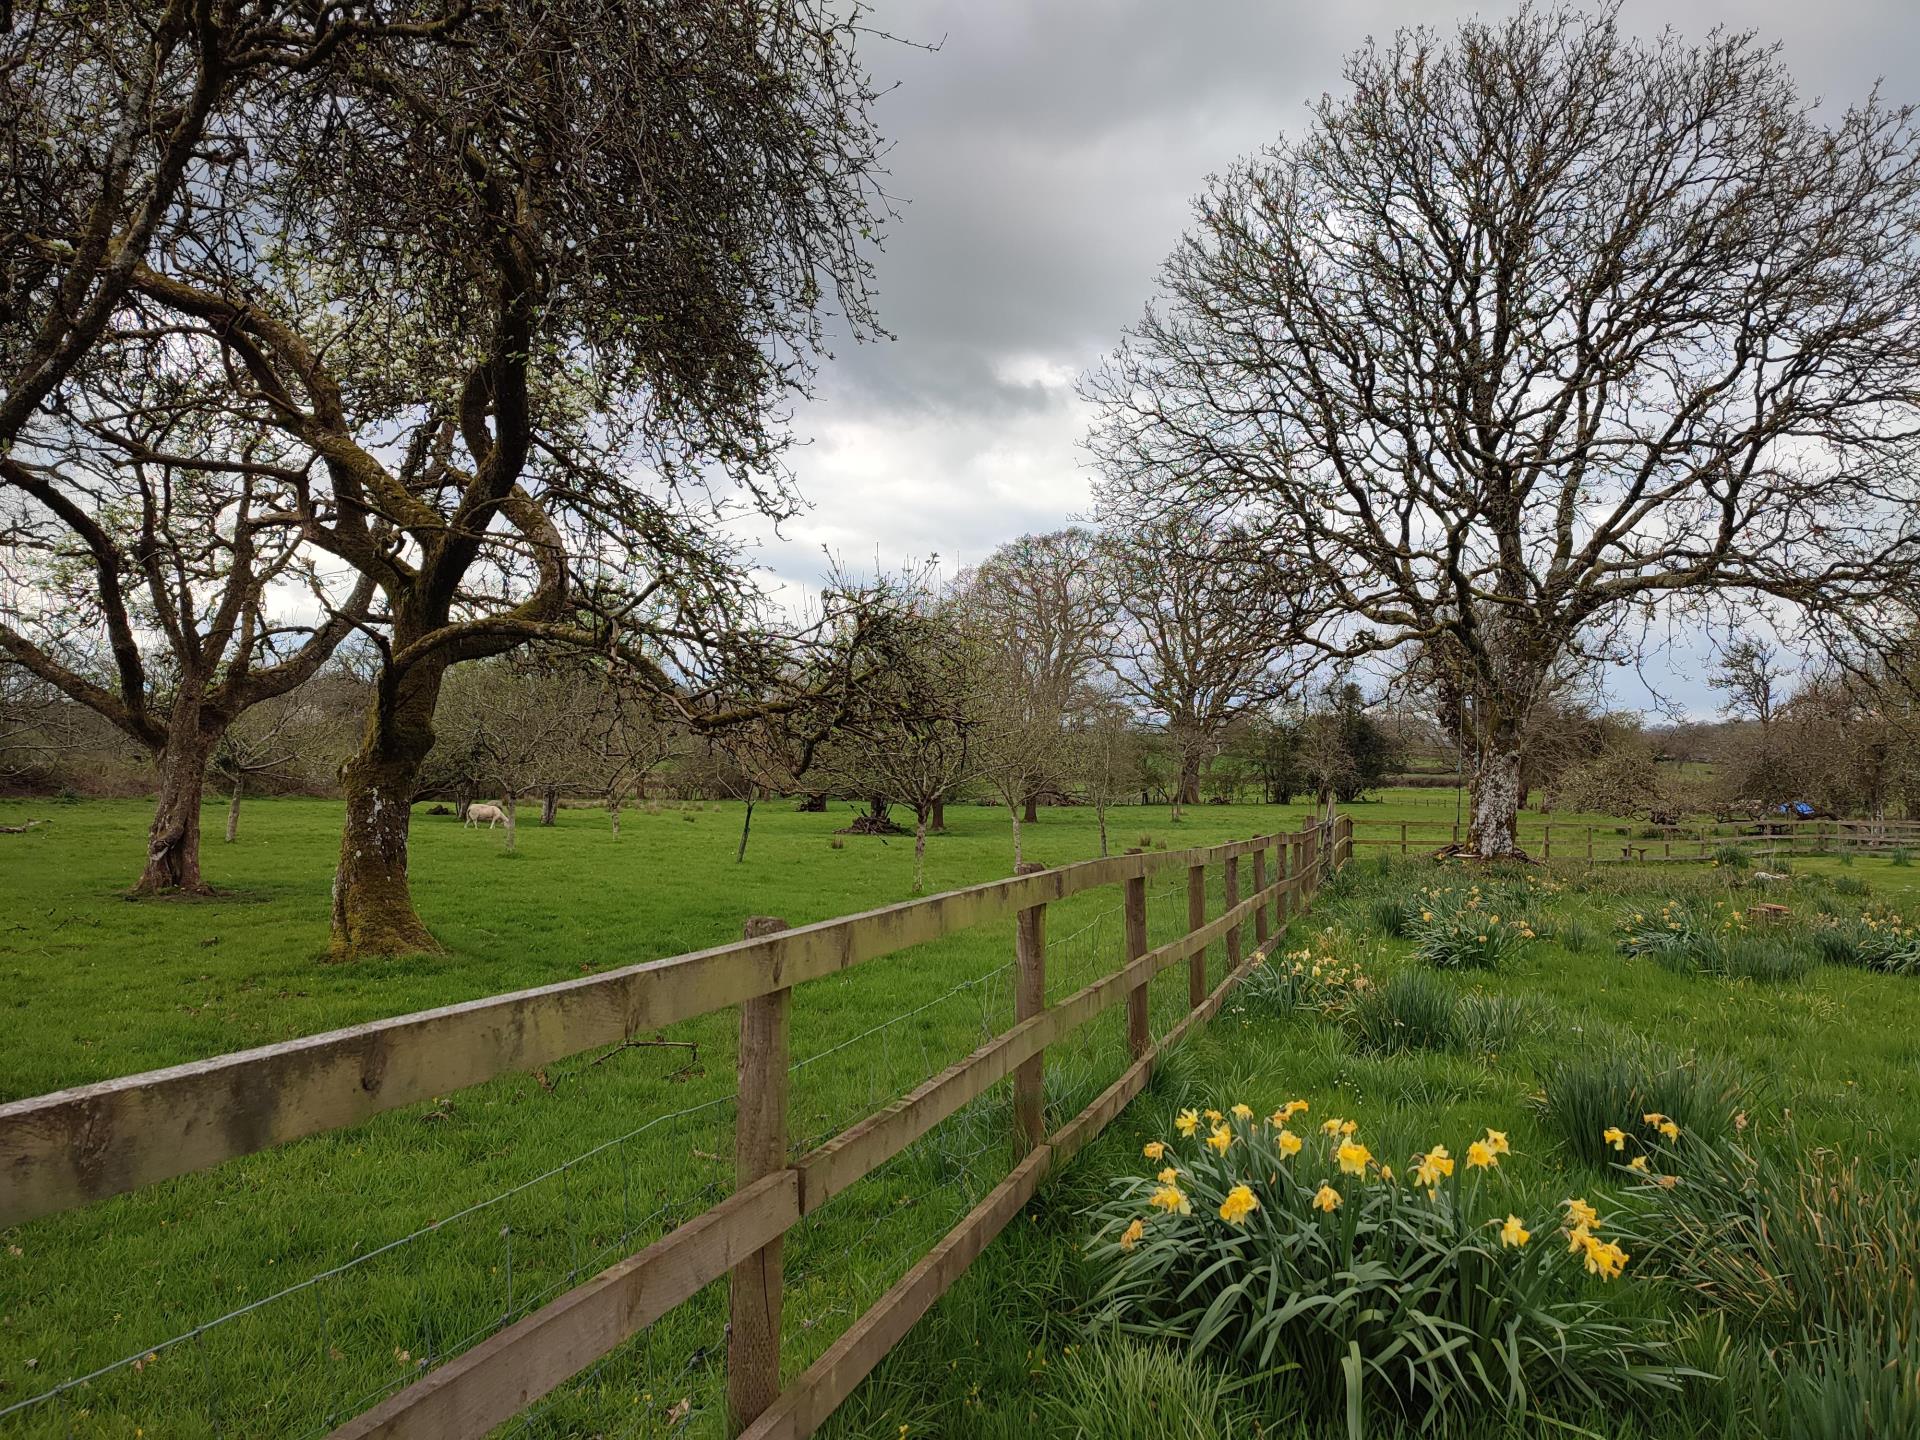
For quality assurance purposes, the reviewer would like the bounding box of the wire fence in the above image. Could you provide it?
[2,842,1309,1438]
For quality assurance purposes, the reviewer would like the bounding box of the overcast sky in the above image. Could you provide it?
[747,0,1920,719]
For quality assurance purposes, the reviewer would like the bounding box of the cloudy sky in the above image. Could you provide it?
[748,0,1920,718]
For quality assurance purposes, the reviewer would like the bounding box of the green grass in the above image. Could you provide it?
[0,794,1332,1439]
[7,800,1920,1437]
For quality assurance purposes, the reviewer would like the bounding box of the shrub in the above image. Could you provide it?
[1028,1341,1261,1440]
[1088,1103,1687,1432]
[1346,969,1457,1053]
[1538,1044,1744,1168]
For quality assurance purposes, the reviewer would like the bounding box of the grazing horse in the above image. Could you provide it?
[465,803,508,830]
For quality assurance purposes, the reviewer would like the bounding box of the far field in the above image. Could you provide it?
[2,793,1917,1437]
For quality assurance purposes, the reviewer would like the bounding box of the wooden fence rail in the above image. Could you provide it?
[1344,814,1920,862]
[0,814,1354,1440]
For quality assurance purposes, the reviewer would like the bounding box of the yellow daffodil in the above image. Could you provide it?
[1175,1109,1200,1138]
[1230,1103,1254,1121]
[1142,1141,1166,1162]
[1603,1127,1626,1151]
[1320,1117,1343,1137]
[1567,1222,1592,1254]
[1204,1109,1224,1125]
[1340,1119,1358,1137]
[1218,1184,1259,1225]
[1499,1214,1531,1248]
[1158,1167,1179,1183]
[1628,1156,1649,1173]
[1312,1184,1342,1213]
[1658,1120,1680,1141]
[1583,1237,1629,1280]
[1337,1141,1372,1176]
[1119,1218,1145,1251]
[1642,1112,1666,1127]
[1466,1140,1496,1170]
[1207,1124,1234,1155]
[1380,1165,1394,1182]
[1149,1183,1191,1216]
[1276,1128,1303,1158]
[1483,1129,1510,1156]
[1655,1173,1679,1190]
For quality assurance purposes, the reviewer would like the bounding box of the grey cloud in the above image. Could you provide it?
[766,0,1920,715]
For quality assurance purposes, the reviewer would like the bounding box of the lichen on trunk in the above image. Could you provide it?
[1469,745,1524,858]
[330,662,446,959]
[132,705,218,895]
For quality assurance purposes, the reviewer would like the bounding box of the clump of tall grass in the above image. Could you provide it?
[1344,971,1540,1059]
[1714,843,1753,870]
[1346,970,1457,1053]
[1538,1042,1745,1168]
[1028,1341,1260,1439]
[1644,1141,1920,1347]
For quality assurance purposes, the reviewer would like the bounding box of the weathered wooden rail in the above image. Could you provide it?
[1347,814,1918,862]
[0,814,1353,1439]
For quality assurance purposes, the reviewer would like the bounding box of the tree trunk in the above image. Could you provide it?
[454,780,472,822]
[608,796,622,838]
[502,792,518,851]
[1096,794,1109,857]
[540,784,558,826]
[330,661,447,959]
[225,777,243,844]
[738,788,757,863]
[931,796,946,832]
[133,719,216,895]
[1022,792,1038,824]
[1469,743,1524,858]
[1177,749,1203,808]
[912,812,928,895]
[1008,799,1023,869]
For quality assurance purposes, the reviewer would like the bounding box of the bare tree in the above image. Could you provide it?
[1087,6,1920,856]
[1711,637,1793,732]
[4,2,897,951]
[1100,514,1294,820]
[952,530,1114,822]
[0,373,372,891]
[815,601,976,893]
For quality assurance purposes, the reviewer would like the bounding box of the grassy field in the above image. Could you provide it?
[0,793,1334,1439]
[3,795,1917,1437]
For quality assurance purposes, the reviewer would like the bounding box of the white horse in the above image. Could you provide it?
[465,802,508,830]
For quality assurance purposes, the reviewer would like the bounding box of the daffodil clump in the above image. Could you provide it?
[1615,899,1813,982]
[1089,1099,1686,1426]
[1408,883,1539,970]
[1235,946,1372,1017]
[1810,908,1920,975]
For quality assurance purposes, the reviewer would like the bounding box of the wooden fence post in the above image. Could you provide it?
[1124,873,1150,1059]
[1400,821,1408,855]
[1013,862,1047,1155]
[1186,863,1207,1009]
[1223,856,1242,971]
[729,916,791,1434]
[1252,845,1270,952]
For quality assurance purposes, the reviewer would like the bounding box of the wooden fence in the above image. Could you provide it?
[0,814,1353,1439]
[1347,814,1920,862]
